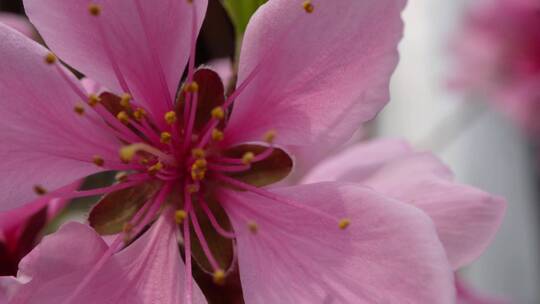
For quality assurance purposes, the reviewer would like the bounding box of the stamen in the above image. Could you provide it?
[120,93,132,108]
[133,107,147,121]
[242,152,255,165]
[44,52,57,65]
[33,185,47,196]
[175,209,188,224]
[302,1,314,13]
[88,3,102,16]
[119,143,175,165]
[247,220,258,234]
[211,106,224,120]
[160,131,172,144]
[191,148,206,159]
[213,269,226,285]
[193,158,207,169]
[164,111,177,125]
[73,103,85,115]
[198,196,235,239]
[183,188,194,304]
[147,162,164,176]
[189,207,222,273]
[211,129,224,141]
[186,184,200,193]
[263,130,276,144]
[184,81,199,93]
[88,94,101,107]
[339,218,351,230]
[116,111,130,124]
[92,155,105,167]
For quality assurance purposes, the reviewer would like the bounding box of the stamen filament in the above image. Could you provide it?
[198,196,235,239]
[189,208,221,271]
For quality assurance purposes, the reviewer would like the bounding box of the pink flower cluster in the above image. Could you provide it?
[452,0,540,135]
[0,0,506,303]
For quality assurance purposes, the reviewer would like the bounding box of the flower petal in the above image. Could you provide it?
[24,0,208,120]
[219,183,455,303]
[8,217,206,303]
[225,0,405,159]
[456,276,510,304]
[303,139,506,269]
[0,13,35,39]
[0,25,120,212]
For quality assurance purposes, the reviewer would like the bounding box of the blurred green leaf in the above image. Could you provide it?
[222,0,267,36]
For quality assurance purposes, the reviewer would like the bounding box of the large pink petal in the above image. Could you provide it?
[0,25,120,212]
[8,217,206,303]
[24,0,207,121]
[0,13,35,39]
[303,139,506,269]
[225,0,405,159]
[219,183,455,303]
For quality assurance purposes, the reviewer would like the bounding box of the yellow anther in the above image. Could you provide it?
[175,210,188,224]
[133,108,147,121]
[73,103,85,115]
[242,152,255,165]
[120,93,132,108]
[191,148,206,159]
[33,185,47,196]
[164,111,177,125]
[211,129,224,142]
[148,162,163,175]
[92,155,105,167]
[186,184,200,193]
[44,52,57,65]
[119,146,137,163]
[115,172,128,182]
[116,111,130,124]
[88,3,102,16]
[338,218,351,230]
[211,106,225,120]
[194,159,207,169]
[88,94,101,107]
[184,81,199,93]
[302,1,314,13]
[191,167,206,181]
[139,158,149,165]
[160,132,172,144]
[213,269,226,285]
[247,221,258,234]
[263,130,276,144]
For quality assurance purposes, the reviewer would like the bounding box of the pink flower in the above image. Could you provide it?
[1,0,456,302]
[302,139,507,301]
[452,0,540,134]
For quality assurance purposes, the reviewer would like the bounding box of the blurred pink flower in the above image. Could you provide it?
[0,0,458,302]
[452,0,540,134]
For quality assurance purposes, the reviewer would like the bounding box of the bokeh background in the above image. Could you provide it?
[1,0,538,302]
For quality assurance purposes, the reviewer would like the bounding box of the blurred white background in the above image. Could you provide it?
[379,1,540,302]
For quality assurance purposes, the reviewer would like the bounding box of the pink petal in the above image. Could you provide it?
[0,25,120,212]
[24,0,208,121]
[0,13,35,39]
[303,139,506,269]
[225,0,405,160]
[219,183,455,303]
[8,217,206,303]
